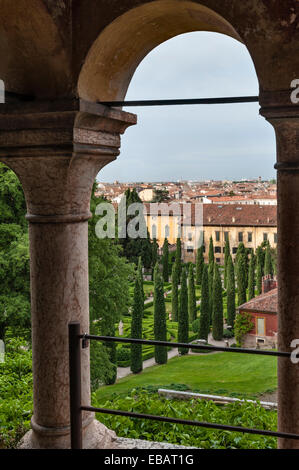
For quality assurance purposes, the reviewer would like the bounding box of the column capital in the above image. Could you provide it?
[259,89,299,120]
[0,98,136,219]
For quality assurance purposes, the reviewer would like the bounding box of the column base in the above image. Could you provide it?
[18,419,117,449]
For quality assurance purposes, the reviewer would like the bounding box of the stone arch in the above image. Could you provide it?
[78,0,253,102]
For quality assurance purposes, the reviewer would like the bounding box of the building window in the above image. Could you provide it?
[256,318,265,336]
[248,232,252,243]
[216,258,221,264]
[232,247,238,254]
[152,224,157,239]
[215,246,221,253]
[187,246,194,253]
[215,231,220,242]
[238,232,243,242]
[202,245,206,253]
[263,233,268,242]
[224,232,229,242]
[274,233,277,243]
[165,225,170,238]
[188,232,192,241]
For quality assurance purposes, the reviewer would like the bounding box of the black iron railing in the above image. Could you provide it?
[68,321,299,449]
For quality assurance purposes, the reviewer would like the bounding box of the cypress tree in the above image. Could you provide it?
[223,239,230,289]
[199,264,210,341]
[151,238,159,280]
[212,263,224,340]
[226,255,236,328]
[130,270,144,373]
[248,255,255,300]
[162,238,169,283]
[208,236,214,265]
[208,262,214,324]
[195,245,204,286]
[256,258,263,295]
[188,264,197,323]
[153,263,168,364]
[137,256,144,305]
[171,262,179,322]
[264,243,272,276]
[175,237,182,279]
[237,252,247,306]
[178,267,189,355]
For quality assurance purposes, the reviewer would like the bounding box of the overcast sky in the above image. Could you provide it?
[98,32,276,183]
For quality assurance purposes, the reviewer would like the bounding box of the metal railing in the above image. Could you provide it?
[68,321,299,449]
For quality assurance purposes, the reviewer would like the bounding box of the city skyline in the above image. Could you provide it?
[98,31,276,183]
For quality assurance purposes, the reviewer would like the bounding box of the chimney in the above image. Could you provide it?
[262,274,277,294]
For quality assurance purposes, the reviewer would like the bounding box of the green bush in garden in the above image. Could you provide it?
[0,337,33,449]
[93,389,277,449]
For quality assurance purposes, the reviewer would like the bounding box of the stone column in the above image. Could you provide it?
[260,91,299,449]
[0,99,136,448]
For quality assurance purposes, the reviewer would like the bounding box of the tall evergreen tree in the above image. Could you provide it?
[175,237,182,279]
[162,237,169,282]
[226,255,236,328]
[188,264,197,323]
[178,267,189,355]
[153,263,168,364]
[130,269,144,373]
[256,258,263,295]
[171,262,179,322]
[264,243,272,276]
[208,262,214,324]
[223,239,230,289]
[208,236,214,265]
[248,255,255,300]
[199,265,210,341]
[151,238,159,281]
[118,188,153,269]
[137,256,144,305]
[212,263,224,340]
[195,245,204,286]
[236,252,247,306]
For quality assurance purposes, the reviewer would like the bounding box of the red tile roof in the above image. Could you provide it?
[238,288,278,314]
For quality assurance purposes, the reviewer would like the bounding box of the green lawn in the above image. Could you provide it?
[94,352,277,403]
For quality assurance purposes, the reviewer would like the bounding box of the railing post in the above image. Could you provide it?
[68,321,83,449]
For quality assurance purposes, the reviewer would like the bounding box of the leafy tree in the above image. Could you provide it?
[212,263,223,340]
[0,164,30,340]
[130,266,143,374]
[234,312,254,347]
[178,267,189,355]
[89,183,134,385]
[236,252,247,306]
[223,239,230,289]
[118,188,153,269]
[248,255,256,301]
[171,263,179,322]
[153,264,167,364]
[195,246,204,286]
[199,265,210,341]
[151,188,170,203]
[208,236,214,265]
[226,255,236,329]
[188,264,197,323]
[162,238,169,282]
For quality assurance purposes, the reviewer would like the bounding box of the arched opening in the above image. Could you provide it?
[78,0,245,102]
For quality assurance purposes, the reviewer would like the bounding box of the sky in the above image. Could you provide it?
[98,32,276,183]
